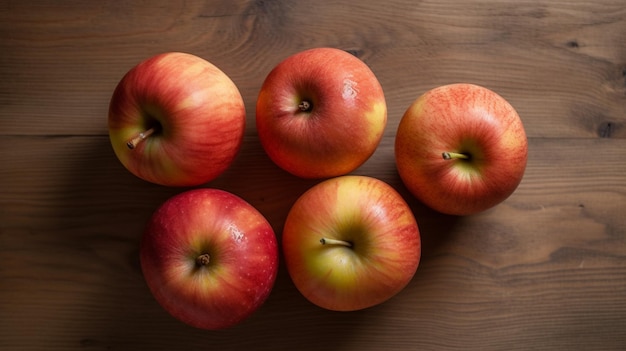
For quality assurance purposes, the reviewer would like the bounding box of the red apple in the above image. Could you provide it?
[140,188,278,330]
[108,52,245,187]
[395,83,528,216]
[256,47,387,178]
[282,175,421,311]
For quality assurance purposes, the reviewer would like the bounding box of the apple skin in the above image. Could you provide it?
[108,52,246,187]
[140,188,279,330]
[395,83,528,216]
[282,175,421,311]
[256,47,387,179]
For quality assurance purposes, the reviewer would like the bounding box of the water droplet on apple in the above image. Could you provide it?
[229,224,245,243]
[342,78,358,103]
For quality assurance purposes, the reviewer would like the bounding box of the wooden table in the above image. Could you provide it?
[2,1,625,350]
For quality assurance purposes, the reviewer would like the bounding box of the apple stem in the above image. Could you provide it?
[196,253,211,267]
[442,152,470,160]
[320,238,352,247]
[298,100,312,112]
[126,127,156,149]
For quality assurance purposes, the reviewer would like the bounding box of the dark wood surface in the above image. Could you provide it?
[1,1,625,350]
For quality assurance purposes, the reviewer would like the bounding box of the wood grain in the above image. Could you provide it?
[1,1,625,350]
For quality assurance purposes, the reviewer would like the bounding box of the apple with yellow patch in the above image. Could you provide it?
[282,175,421,311]
[256,48,387,178]
[108,52,245,186]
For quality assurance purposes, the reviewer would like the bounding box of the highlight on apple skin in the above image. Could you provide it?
[108,52,246,187]
[139,188,279,330]
[256,47,388,179]
[282,175,421,311]
[395,83,528,216]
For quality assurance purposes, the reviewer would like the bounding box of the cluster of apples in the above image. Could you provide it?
[107,48,528,330]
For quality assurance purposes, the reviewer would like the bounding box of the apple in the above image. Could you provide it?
[139,188,279,330]
[395,83,528,216]
[256,47,387,178]
[108,52,246,187]
[282,175,421,311]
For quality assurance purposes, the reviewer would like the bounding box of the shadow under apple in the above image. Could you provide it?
[48,134,185,348]
[50,128,469,350]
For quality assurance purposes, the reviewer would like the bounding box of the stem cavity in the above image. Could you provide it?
[320,238,353,247]
[126,127,157,149]
[196,253,211,267]
[298,100,312,112]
